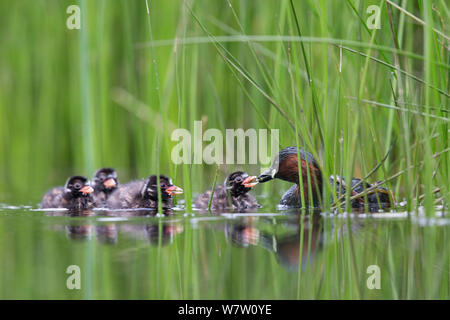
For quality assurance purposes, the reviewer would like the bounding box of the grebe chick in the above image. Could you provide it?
[106,175,183,209]
[195,171,259,211]
[92,167,119,207]
[40,176,95,210]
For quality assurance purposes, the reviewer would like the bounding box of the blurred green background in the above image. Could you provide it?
[0,0,449,301]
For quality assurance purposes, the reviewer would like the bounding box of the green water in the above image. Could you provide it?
[0,199,448,299]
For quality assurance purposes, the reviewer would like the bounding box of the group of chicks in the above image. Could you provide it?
[40,168,258,211]
[40,147,393,212]
[40,169,183,210]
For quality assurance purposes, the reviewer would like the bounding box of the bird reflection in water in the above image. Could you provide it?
[117,210,183,246]
[225,211,324,271]
[45,209,183,245]
[44,208,365,270]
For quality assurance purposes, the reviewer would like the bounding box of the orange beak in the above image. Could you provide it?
[103,178,117,189]
[242,227,260,246]
[80,185,94,195]
[165,185,184,196]
[242,176,258,188]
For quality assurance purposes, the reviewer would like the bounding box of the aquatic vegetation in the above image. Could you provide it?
[0,0,448,300]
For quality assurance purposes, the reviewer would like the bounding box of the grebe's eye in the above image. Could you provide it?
[74,183,82,189]
[160,183,166,188]
[235,177,242,183]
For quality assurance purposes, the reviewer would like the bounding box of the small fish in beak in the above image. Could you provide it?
[242,176,258,188]
[103,178,117,189]
[257,168,277,183]
[165,185,184,196]
[80,185,94,195]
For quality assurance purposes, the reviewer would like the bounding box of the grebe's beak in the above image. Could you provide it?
[242,176,258,188]
[257,168,277,183]
[103,178,117,189]
[80,185,94,195]
[166,185,184,196]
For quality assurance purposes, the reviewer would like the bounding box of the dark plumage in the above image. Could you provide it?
[40,176,95,210]
[106,175,183,209]
[330,176,392,211]
[258,147,323,207]
[195,171,260,211]
[92,167,119,207]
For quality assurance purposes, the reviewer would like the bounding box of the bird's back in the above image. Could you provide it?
[107,180,145,209]
[40,187,65,209]
[195,185,229,210]
[195,185,259,211]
